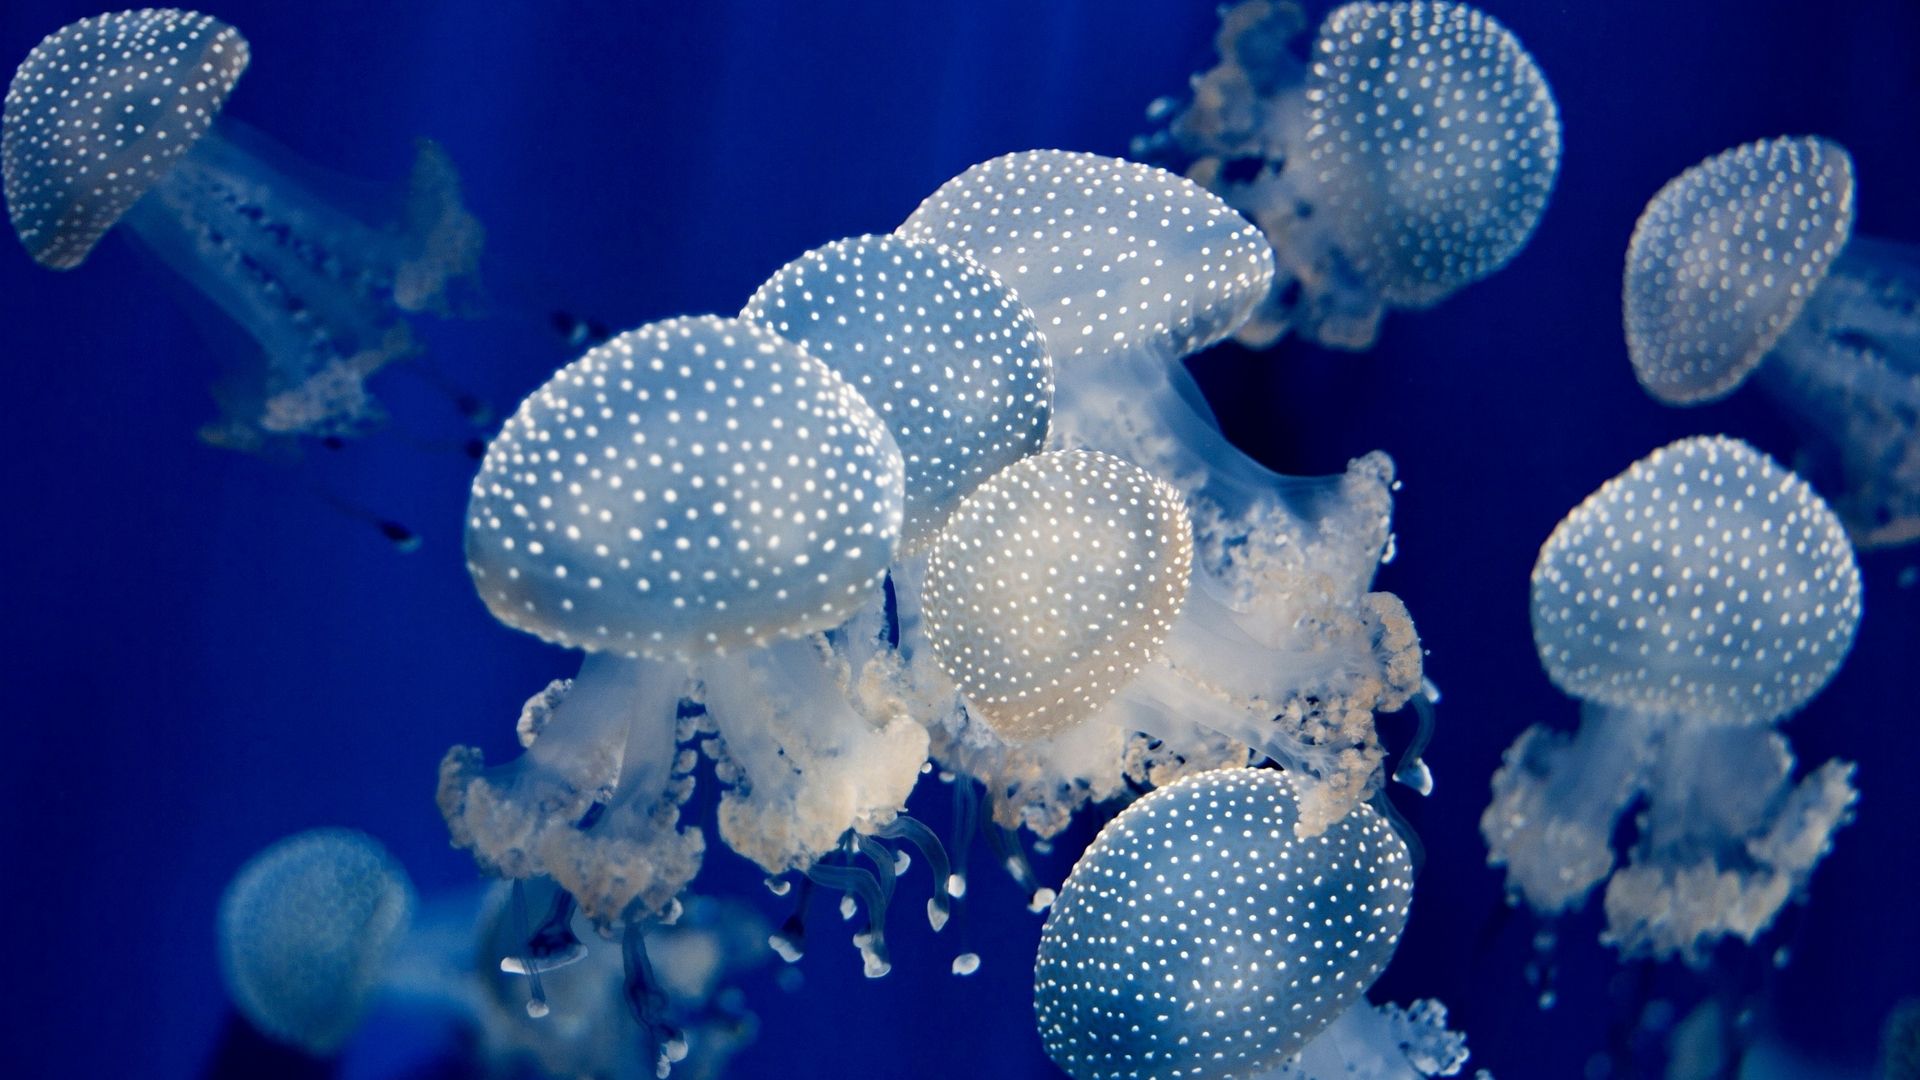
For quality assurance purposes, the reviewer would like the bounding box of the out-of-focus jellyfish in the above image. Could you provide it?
[901,149,1424,839]
[2,9,483,451]
[221,831,769,1076]
[1034,766,1414,1079]
[1625,134,1920,548]
[441,315,937,982]
[1483,435,1862,963]
[1134,0,1561,350]
[218,828,414,1056]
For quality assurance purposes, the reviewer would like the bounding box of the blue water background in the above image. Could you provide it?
[1,1,1915,1076]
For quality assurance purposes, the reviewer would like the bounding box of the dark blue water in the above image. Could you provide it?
[1,2,1914,1077]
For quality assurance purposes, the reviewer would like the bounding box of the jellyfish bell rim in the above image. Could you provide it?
[1623,135,1857,406]
[3,8,252,270]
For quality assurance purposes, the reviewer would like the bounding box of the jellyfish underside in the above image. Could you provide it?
[1485,704,1858,964]
[1752,236,1920,547]
[117,118,482,450]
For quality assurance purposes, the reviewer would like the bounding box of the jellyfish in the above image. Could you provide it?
[440,315,937,982]
[1624,134,1920,548]
[1482,435,1862,963]
[217,828,415,1056]
[1133,0,1561,350]
[1034,766,1414,1080]
[2,9,483,451]
[901,149,1424,838]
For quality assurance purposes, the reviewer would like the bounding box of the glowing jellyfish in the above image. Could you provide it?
[903,150,1424,839]
[2,9,483,450]
[1034,767,1413,1080]
[217,828,414,1056]
[1268,999,1480,1079]
[1135,0,1561,350]
[440,316,930,984]
[1483,435,1862,963]
[1625,135,1920,548]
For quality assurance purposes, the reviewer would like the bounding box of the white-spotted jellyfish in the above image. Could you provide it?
[1482,435,1863,963]
[440,315,931,985]
[217,828,414,1056]
[1625,134,1920,548]
[1134,0,1561,350]
[1034,766,1414,1080]
[902,149,1425,841]
[2,9,483,450]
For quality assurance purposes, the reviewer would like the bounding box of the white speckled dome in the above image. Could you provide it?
[1304,1,1560,306]
[1531,435,1862,726]
[921,449,1191,742]
[465,315,905,660]
[898,150,1274,366]
[3,9,248,269]
[1035,767,1412,1080]
[742,233,1052,543]
[218,829,413,1056]
[1624,136,1855,405]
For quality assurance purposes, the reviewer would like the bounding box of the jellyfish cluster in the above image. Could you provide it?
[6,2,1910,1078]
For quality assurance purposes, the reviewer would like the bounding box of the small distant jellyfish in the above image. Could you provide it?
[218,828,414,1056]
[1483,435,1862,963]
[1034,767,1413,1080]
[1135,0,1561,350]
[2,9,484,450]
[903,149,1424,839]
[441,316,935,981]
[1625,134,1920,548]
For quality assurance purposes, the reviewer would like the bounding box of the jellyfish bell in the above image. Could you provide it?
[741,232,1053,548]
[2,9,483,450]
[1034,766,1413,1080]
[218,828,415,1057]
[922,449,1193,742]
[1625,134,1920,547]
[903,150,1423,839]
[1136,0,1561,350]
[1485,436,1863,962]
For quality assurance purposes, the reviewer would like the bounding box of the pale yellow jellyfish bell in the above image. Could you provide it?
[920,449,1193,741]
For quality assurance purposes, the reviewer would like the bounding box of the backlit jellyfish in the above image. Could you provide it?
[439,315,932,982]
[1625,134,1920,548]
[1034,766,1415,1079]
[217,828,414,1056]
[1134,0,1561,350]
[2,9,483,451]
[902,149,1424,839]
[1482,435,1862,963]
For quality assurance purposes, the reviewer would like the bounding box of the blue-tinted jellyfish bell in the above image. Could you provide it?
[1135,0,1561,350]
[1034,767,1413,1080]
[2,9,483,449]
[1483,435,1862,962]
[218,828,415,1056]
[440,317,924,960]
[1626,135,1920,548]
[903,150,1424,838]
